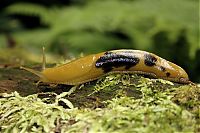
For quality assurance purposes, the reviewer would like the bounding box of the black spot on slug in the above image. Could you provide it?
[103,67,113,73]
[160,66,166,72]
[104,51,112,55]
[166,72,171,77]
[144,54,157,66]
[95,51,140,73]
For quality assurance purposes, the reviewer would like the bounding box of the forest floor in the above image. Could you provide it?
[0,58,199,132]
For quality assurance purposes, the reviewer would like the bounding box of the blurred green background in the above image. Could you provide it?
[0,0,199,82]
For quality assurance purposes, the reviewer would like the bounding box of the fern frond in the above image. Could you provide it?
[5,3,56,25]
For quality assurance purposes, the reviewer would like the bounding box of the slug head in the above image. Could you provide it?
[161,61,189,83]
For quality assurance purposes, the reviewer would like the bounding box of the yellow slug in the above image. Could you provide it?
[21,49,190,85]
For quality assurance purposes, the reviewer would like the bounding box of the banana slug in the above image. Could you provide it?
[21,49,190,85]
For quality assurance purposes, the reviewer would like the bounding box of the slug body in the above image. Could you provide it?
[21,50,189,85]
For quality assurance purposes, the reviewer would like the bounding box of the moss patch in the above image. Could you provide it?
[0,73,199,133]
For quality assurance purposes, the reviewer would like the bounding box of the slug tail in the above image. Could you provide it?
[20,66,44,79]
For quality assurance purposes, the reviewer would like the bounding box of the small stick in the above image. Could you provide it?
[42,46,46,70]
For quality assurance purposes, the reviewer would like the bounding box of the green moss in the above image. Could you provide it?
[172,85,200,127]
[0,74,199,133]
